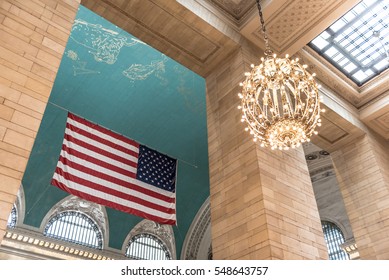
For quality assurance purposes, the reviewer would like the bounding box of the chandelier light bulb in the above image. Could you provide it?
[238,0,323,150]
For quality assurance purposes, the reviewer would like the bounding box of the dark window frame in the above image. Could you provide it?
[44,210,103,250]
[125,233,171,260]
[322,220,349,260]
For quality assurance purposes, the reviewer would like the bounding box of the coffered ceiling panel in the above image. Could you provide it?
[82,0,240,77]
[377,112,389,132]
[312,105,366,152]
[360,100,389,140]
[317,115,348,144]
[266,0,329,50]
[240,0,360,55]
[208,0,253,20]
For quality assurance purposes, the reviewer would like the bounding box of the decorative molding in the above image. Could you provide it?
[318,115,349,144]
[181,197,211,260]
[310,166,335,182]
[208,245,213,260]
[122,219,176,259]
[97,0,220,64]
[267,0,329,48]
[207,0,254,21]
[303,143,336,182]
[2,228,122,260]
[305,150,330,161]
[299,47,360,103]
[13,184,25,227]
[300,46,389,109]
[320,217,351,244]
[39,195,110,249]
[340,239,360,260]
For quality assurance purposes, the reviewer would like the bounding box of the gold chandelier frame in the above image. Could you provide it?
[238,0,324,150]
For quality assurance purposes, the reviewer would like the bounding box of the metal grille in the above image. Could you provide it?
[44,211,103,250]
[126,233,171,260]
[322,221,349,260]
[7,204,17,228]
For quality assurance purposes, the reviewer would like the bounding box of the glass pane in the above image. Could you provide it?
[344,62,357,73]
[322,221,349,260]
[311,37,329,50]
[330,19,346,32]
[308,0,389,85]
[374,59,389,70]
[7,205,17,228]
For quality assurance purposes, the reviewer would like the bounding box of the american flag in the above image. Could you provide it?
[51,113,177,225]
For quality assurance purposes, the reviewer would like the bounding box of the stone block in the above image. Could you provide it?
[11,110,41,132]
[0,201,13,220]
[31,62,56,82]
[3,129,35,151]
[0,63,27,86]
[36,49,61,68]
[2,16,34,38]
[0,126,6,140]
[0,28,39,56]
[0,173,21,195]
[0,83,21,103]
[5,100,40,120]
[24,77,52,98]
[0,104,14,121]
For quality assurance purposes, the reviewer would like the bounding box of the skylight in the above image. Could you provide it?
[309,0,389,86]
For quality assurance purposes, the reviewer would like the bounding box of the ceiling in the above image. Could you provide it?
[80,0,389,144]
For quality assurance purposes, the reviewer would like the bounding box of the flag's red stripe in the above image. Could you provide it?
[62,145,136,179]
[67,122,138,159]
[69,113,139,149]
[54,167,176,215]
[51,178,176,225]
[65,133,137,169]
[59,155,175,204]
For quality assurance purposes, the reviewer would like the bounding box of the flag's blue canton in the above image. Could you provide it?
[136,145,176,192]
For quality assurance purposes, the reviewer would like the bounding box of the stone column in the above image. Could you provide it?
[0,0,80,243]
[206,48,328,259]
[331,132,389,259]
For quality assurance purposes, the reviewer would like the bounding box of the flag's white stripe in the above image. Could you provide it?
[63,139,137,173]
[68,117,139,154]
[61,149,137,181]
[66,127,138,163]
[53,172,176,221]
[56,161,175,207]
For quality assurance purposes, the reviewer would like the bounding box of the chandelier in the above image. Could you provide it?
[238,0,324,150]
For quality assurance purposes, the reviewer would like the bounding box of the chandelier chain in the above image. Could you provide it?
[255,0,270,52]
[237,0,324,150]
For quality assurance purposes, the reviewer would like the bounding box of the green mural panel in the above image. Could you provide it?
[22,5,209,257]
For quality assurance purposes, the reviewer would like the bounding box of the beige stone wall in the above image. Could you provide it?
[332,132,389,259]
[0,0,79,243]
[206,47,328,259]
[373,132,389,185]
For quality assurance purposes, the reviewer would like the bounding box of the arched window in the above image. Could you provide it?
[123,219,175,260]
[44,211,103,250]
[126,233,171,260]
[7,204,17,228]
[322,221,349,260]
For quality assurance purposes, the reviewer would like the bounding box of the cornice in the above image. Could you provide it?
[2,228,124,260]
[181,197,211,260]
